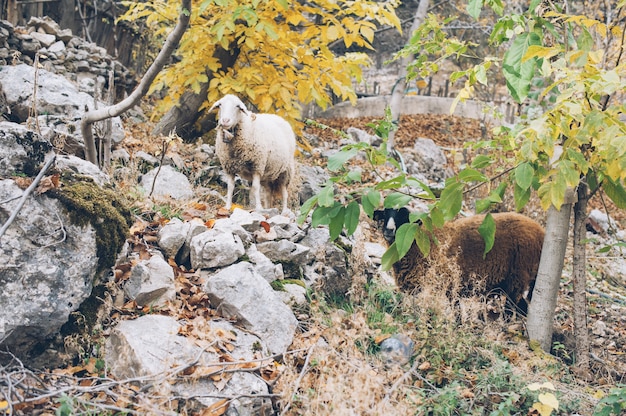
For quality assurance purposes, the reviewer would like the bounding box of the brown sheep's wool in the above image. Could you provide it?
[375,208,545,310]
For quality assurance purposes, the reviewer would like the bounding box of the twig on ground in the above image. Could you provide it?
[381,359,420,408]
[1,346,308,414]
[281,344,316,414]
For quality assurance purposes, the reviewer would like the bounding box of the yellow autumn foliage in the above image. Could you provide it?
[120,0,401,126]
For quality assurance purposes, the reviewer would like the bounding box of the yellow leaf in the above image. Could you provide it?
[532,402,555,416]
[523,45,561,62]
[593,390,605,400]
[539,392,559,410]
[588,49,603,64]
[360,26,374,43]
[327,25,339,41]
[0,400,8,410]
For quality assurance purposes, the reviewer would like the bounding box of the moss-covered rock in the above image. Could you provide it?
[49,174,133,274]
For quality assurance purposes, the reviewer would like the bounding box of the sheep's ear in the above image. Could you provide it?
[373,210,384,221]
[208,99,222,113]
[237,103,251,116]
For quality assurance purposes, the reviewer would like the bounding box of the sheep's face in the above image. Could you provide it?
[373,207,410,243]
[209,94,250,131]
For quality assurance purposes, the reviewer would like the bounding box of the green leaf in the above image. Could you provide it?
[318,183,335,207]
[297,194,318,224]
[405,177,436,199]
[467,0,483,19]
[541,175,567,210]
[344,201,361,236]
[381,243,400,271]
[503,32,541,103]
[384,192,413,208]
[514,183,531,211]
[430,206,445,228]
[458,168,488,183]
[362,189,381,217]
[603,179,626,209]
[577,27,594,51]
[528,0,541,12]
[375,174,406,190]
[414,226,431,257]
[311,203,342,227]
[475,197,493,213]
[515,162,535,190]
[471,154,493,169]
[395,223,418,259]
[478,213,496,257]
[327,148,358,171]
[439,181,464,220]
[560,160,582,187]
[345,169,362,183]
[329,206,345,240]
[566,148,589,175]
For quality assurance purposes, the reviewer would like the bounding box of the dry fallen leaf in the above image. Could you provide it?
[200,398,229,416]
[13,176,32,189]
[418,361,431,371]
[35,174,60,194]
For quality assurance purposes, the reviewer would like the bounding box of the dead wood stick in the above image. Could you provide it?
[0,155,56,240]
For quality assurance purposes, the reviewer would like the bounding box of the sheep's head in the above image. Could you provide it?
[373,207,410,243]
[208,94,251,133]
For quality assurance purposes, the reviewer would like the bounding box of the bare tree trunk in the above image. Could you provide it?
[527,188,576,352]
[81,0,191,166]
[573,181,590,371]
[152,46,240,139]
[387,0,429,152]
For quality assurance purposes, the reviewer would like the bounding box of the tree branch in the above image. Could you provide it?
[81,0,192,166]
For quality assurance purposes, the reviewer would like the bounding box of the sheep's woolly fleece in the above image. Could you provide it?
[209,94,296,213]
[376,208,545,308]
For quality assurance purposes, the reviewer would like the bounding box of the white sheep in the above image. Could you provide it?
[208,94,296,213]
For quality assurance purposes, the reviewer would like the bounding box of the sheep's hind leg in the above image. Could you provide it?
[224,174,235,210]
[280,185,289,214]
[250,173,263,210]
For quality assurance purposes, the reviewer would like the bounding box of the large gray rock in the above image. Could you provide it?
[299,227,351,296]
[0,179,97,356]
[403,137,452,184]
[106,315,272,415]
[255,239,312,265]
[106,315,195,379]
[203,262,298,355]
[0,64,125,144]
[140,165,194,200]
[157,217,191,259]
[124,255,176,307]
[190,228,245,270]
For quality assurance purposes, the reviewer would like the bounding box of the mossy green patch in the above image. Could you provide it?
[49,175,133,274]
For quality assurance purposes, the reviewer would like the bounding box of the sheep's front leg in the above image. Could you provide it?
[250,173,263,210]
[224,174,235,210]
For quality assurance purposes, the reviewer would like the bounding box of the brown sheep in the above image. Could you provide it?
[374,208,545,310]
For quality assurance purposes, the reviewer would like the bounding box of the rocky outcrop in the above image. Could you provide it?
[0,63,125,159]
[0,178,98,354]
[0,122,131,359]
[0,17,135,93]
